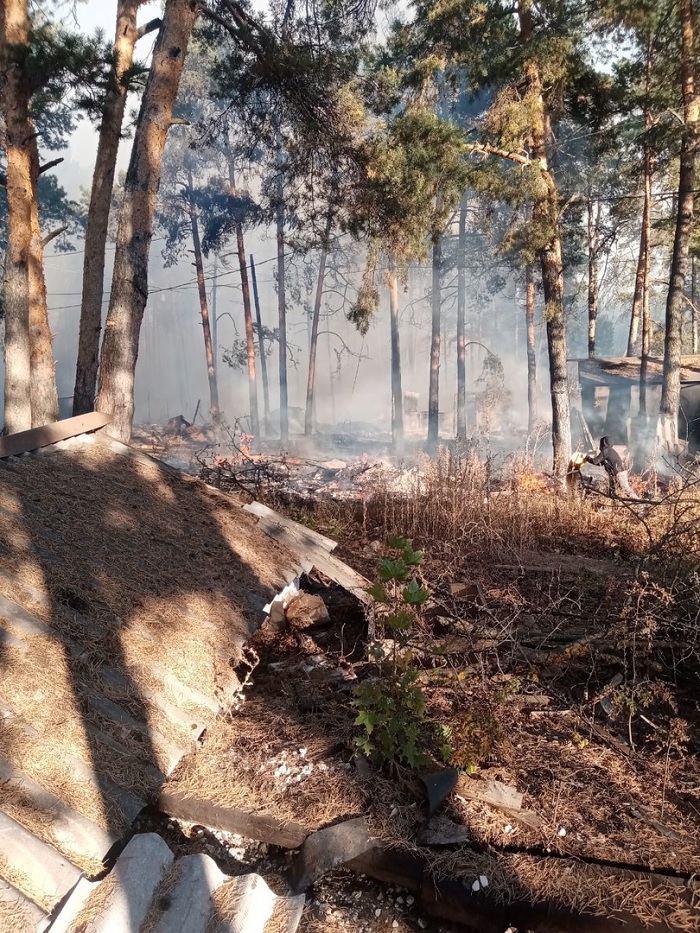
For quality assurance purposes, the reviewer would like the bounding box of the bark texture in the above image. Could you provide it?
[427,235,442,448]
[519,1,571,475]
[250,254,270,430]
[304,210,332,435]
[639,147,653,418]
[628,42,654,359]
[456,195,467,439]
[73,0,145,416]
[389,265,404,455]
[237,226,258,438]
[587,198,599,360]
[229,163,258,438]
[1,0,33,432]
[188,171,220,423]
[525,264,537,433]
[659,0,699,448]
[1,0,58,430]
[96,0,198,441]
[276,172,289,443]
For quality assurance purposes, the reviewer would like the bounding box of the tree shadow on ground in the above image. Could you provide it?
[0,435,294,929]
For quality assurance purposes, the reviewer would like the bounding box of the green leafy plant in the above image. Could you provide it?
[353,668,429,769]
[353,536,432,769]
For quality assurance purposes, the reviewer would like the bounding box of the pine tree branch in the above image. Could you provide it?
[465,141,540,168]
[41,225,69,247]
[137,17,162,40]
[1,157,65,186]
[39,157,64,176]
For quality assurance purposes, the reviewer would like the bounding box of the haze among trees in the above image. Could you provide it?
[2,0,700,473]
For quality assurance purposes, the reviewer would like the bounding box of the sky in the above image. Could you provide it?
[57,0,163,184]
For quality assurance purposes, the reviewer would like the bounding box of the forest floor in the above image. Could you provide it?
[133,424,700,930]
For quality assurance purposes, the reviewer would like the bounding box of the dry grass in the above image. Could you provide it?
[0,438,300,905]
[428,848,700,932]
[140,860,185,933]
[0,851,55,914]
[242,448,700,930]
[208,875,278,932]
[0,886,44,933]
[66,872,121,933]
[166,706,368,833]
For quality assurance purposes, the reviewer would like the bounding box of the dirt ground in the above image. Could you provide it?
[160,441,700,929]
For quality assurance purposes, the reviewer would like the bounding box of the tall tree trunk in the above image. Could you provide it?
[659,0,700,448]
[237,224,259,438]
[228,163,258,439]
[628,42,654,358]
[187,174,220,423]
[1,0,58,429]
[275,163,289,442]
[28,150,59,426]
[519,0,571,476]
[627,150,652,358]
[639,150,653,418]
[692,254,699,353]
[305,209,333,435]
[73,0,158,416]
[250,253,270,431]
[1,0,33,432]
[389,263,404,456]
[96,0,198,442]
[587,197,599,360]
[525,264,537,433]
[456,194,467,439]
[428,234,442,447]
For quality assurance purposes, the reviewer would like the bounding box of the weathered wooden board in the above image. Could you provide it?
[0,413,110,459]
[157,791,309,849]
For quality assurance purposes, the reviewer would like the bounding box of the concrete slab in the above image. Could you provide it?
[0,810,82,907]
[0,755,115,864]
[0,877,48,931]
[90,833,174,933]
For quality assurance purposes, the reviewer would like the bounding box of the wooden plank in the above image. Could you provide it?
[243,501,338,553]
[157,791,309,849]
[249,512,371,605]
[0,413,110,459]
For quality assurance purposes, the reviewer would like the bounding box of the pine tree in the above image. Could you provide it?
[72,0,160,416]
[96,0,199,441]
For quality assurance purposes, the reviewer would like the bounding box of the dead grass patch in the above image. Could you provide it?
[0,894,42,933]
[0,851,55,913]
[66,872,121,933]
[428,848,699,931]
